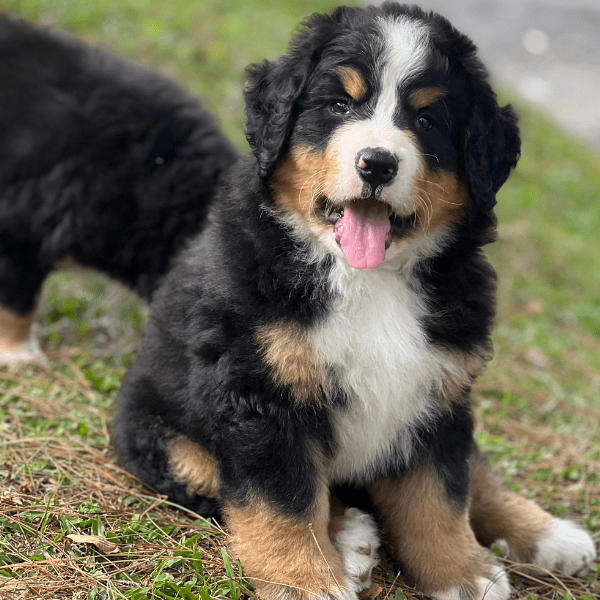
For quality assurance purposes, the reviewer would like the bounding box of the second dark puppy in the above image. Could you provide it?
[0,13,239,364]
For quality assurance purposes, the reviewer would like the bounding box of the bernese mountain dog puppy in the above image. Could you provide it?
[112,3,597,599]
[0,13,239,364]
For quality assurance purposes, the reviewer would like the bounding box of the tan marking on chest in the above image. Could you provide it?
[255,321,325,405]
[441,350,487,406]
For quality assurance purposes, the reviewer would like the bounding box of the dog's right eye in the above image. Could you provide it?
[330,101,350,115]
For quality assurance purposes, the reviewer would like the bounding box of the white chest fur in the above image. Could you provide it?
[310,262,449,483]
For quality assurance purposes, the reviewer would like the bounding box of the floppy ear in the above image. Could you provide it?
[243,10,348,177]
[243,56,310,178]
[464,87,521,212]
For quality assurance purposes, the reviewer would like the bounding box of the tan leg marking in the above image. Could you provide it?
[469,455,552,562]
[0,305,36,352]
[338,66,368,102]
[166,436,220,499]
[255,321,325,405]
[225,487,348,599]
[410,86,447,111]
[370,465,493,597]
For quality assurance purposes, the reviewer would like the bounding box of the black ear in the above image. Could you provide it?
[243,10,348,178]
[243,56,311,178]
[464,87,521,212]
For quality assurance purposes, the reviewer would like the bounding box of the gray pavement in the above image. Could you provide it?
[375,0,600,152]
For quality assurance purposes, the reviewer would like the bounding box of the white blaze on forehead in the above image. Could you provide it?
[327,16,433,217]
[374,16,432,125]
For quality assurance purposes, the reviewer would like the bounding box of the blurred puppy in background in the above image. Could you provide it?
[0,13,239,364]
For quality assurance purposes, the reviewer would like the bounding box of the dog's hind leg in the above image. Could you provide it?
[165,435,221,506]
[469,451,597,576]
[111,412,221,518]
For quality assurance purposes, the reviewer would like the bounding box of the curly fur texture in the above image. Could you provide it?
[0,13,239,361]
[112,4,595,600]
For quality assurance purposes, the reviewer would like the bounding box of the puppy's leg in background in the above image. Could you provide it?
[0,303,43,365]
[469,452,597,576]
[0,240,46,365]
[370,465,510,600]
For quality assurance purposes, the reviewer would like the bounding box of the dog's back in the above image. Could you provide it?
[0,13,239,363]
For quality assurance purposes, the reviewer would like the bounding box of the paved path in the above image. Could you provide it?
[374,0,600,152]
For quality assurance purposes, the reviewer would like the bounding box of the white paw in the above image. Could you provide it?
[0,334,46,367]
[334,507,380,593]
[478,565,511,600]
[432,565,510,600]
[532,518,597,576]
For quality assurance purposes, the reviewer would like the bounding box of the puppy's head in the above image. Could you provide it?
[244,4,520,269]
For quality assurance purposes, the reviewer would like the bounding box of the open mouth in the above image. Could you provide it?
[318,197,417,270]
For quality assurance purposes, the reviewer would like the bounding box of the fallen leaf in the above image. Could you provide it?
[66,534,119,554]
[360,583,383,599]
[18,481,32,494]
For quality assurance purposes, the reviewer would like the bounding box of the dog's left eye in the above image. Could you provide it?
[330,101,350,115]
[417,116,433,131]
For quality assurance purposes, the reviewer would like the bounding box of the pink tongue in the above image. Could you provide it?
[333,199,391,270]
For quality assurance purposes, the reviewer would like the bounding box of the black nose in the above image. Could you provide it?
[355,147,399,196]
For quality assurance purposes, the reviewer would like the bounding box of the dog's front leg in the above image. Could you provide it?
[214,400,362,600]
[224,482,355,600]
[370,463,510,600]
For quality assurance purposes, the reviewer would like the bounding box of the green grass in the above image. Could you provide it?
[478,99,600,520]
[0,0,599,599]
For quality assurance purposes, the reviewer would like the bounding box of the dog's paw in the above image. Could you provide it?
[432,564,510,600]
[0,333,46,367]
[531,518,597,576]
[477,565,511,600]
[333,507,380,593]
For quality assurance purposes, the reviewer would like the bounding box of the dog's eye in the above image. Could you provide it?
[330,101,350,115]
[416,116,433,131]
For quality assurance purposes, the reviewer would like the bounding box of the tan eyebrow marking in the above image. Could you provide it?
[410,86,447,110]
[337,66,368,101]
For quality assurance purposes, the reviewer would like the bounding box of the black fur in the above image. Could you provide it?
[0,13,239,316]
